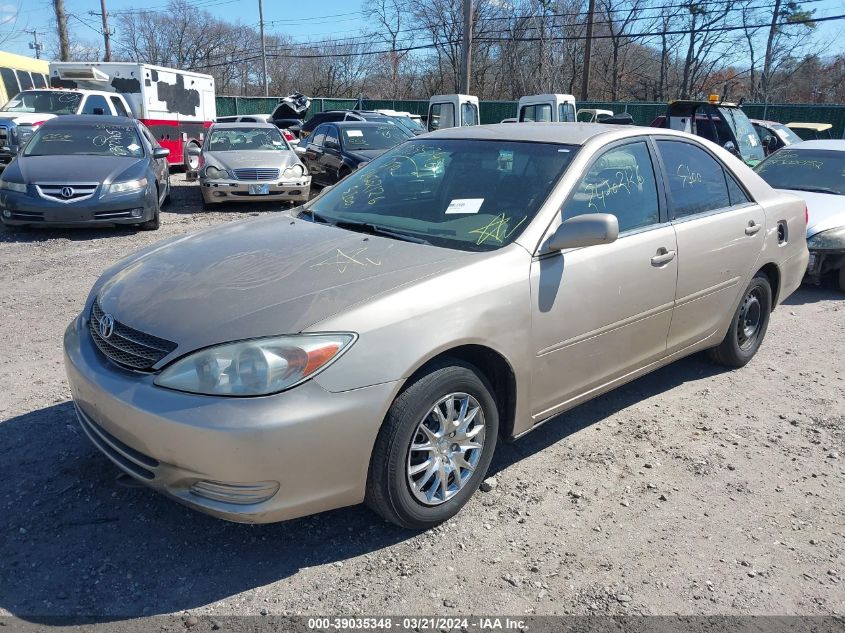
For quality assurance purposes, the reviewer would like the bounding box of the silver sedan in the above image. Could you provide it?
[193,122,311,208]
[65,123,808,529]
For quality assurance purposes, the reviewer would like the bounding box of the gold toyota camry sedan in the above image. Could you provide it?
[64,123,809,529]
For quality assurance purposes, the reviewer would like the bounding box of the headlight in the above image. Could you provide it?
[284,164,305,178]
[0,179,27,193]
[16,125,35,145]
[807,226,845,251]
[107,177,148,194]
[154,333,356,396]
[204,166,230,180]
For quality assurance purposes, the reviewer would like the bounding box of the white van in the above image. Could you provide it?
[427,94,479,131]
[517,94,577,123]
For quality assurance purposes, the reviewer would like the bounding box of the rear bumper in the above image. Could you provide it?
[201,177,311,204]
[0,187,156,226]
[805,249,845,283]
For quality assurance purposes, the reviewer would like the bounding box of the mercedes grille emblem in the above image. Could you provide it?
[98,314,115,339]
[60,186,74,199]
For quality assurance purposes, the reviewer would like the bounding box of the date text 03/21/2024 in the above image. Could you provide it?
[306,617,528,630]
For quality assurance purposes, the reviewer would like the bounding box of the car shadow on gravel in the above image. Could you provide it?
[0,401,413,621]
[0,224,139,243]
[781,282,843,305]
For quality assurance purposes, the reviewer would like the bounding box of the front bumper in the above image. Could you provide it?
[201,177,312,204]
[63,313,399,523]
[805,249,845,283]
[0,187,155,227]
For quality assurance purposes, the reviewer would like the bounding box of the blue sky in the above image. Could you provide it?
[2,0,843,62]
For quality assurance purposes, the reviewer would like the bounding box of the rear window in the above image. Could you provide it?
[755,149,845,196]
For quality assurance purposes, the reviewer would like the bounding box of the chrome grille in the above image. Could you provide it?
[36,183,98,203]
[232,168,279,181]
[89,299,177,371]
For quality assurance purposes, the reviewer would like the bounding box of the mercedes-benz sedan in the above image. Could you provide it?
[65,124,808,529]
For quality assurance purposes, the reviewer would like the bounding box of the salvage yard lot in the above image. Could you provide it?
[0,174,843,618]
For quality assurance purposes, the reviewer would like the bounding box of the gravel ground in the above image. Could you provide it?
[0,173,843,620]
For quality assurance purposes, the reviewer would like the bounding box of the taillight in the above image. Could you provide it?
[283,130,295,142]
[31,120,47,128]
[805,205,809,226]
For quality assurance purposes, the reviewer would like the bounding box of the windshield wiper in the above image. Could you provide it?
[297,208,332,223]
[333,220,432,245]
[787,186,842,195]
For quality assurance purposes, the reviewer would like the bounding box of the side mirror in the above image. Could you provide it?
[324,140,339,151]
[355,161,369,170]
[152,147,170,160]
[294,145,307,156]
[763,135,776,150]
[187,145,202,157]
[723,140,738,155]
[548,213,619,251]
[93,107,105,115]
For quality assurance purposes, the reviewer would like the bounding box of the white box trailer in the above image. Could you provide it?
[48,62,215,169]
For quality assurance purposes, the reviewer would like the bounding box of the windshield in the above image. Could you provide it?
[341,125,408,151]
[755,149,845,195]
[207,127,289,151]
[24,123,144,158]
[719,107,765,165]
[770,123,802,145]
[1,90,82,115]
[305,139,576,252]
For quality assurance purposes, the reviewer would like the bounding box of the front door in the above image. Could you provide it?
[529,139,678,421]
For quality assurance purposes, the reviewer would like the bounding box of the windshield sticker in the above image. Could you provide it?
[346,130,364,137]
[42,133,73,142]
[677,164,703,187]
[445,198,485,214]
[586,166,644,211]
[498,151,514,171]
[748,134,758,147]
[469,214,527,245]
[127,143,140,152]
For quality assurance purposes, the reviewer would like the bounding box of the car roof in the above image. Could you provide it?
[41,114,136,126]
[788,139,845,151]
[423,122,635,145]
[786,122,833,131]
[210,121,277,129]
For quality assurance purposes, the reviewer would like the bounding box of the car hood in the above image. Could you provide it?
[17,155,142,184]
[96,215,470,355]
[0,113,57,125]
[206,149,301,170]
[777,189,845,237]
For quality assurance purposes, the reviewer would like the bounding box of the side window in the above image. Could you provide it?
[31,73,46,89]
[726,172,751,206]
[0,67,18,98]
[110,96,129,117]
[559,103,576,122]
[81,95,109,115]
[15,70,33,91]
[656,140,731,218]
[565,141,660,233]
[429,103,454,131]
[311,125,327,147]
[139,123,158,148]
[325,126,339,148]
[461,102,478,126]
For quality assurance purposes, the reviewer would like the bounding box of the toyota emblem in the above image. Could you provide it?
[98,314,115,339]
[60,186,74,199]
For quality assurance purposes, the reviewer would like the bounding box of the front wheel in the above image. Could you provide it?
[366,360,498,530]
[708,273,772,367]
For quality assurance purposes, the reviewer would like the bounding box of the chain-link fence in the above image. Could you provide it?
[215,96,845,138]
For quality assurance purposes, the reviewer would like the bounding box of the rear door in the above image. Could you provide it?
[321,125,344,183]
[304,125,328,184]
[653,138,765,353]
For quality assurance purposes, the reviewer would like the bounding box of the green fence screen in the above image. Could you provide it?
[215,96,845,138]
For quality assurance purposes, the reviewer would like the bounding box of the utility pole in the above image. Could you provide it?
[258,0,268,96]
[53,0,70,61]
[459,0,472,94]
[28,31,43,59]
[99,0,112,61]
[580,0,595,101]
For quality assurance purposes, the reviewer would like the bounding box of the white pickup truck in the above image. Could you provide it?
[0,89,132,167]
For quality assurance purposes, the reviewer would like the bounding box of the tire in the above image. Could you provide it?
[365,360,499,530]
[838,266,845,293]
[708,273,772,367]
[184,143,201,172]
[138,188,161,231]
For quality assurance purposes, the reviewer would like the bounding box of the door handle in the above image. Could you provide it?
[651,248,676,266]
[745,221,761,236]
